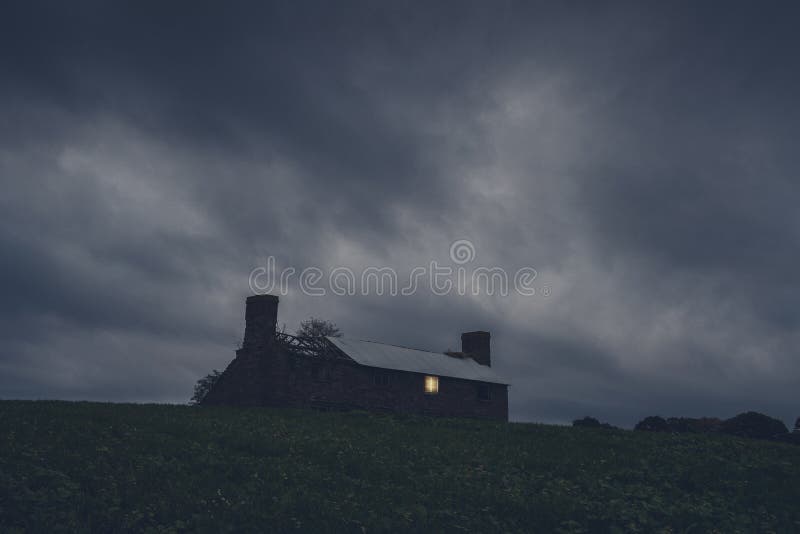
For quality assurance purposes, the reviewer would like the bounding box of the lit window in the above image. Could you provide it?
[424,375,439,394]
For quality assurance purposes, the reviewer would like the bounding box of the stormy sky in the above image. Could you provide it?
[2,1,798,426]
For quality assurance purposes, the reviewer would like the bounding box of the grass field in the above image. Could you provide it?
[1,400,799,532]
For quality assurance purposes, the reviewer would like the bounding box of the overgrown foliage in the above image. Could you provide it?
[571,416,617,430]
[296,317,341,339]
[634,415,670,432]
[718,411,788,440]
[189,370,222,405]
[635,412,793,444]
[2,401,800,532]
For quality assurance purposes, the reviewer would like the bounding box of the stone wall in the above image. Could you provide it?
[203,343,508,421]
[283,352,508,420]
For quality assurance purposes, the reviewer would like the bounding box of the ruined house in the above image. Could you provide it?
[202,295,509,420]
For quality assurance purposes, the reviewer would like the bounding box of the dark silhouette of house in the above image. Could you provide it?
[202,295,509,420]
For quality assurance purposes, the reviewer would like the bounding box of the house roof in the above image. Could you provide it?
[326,337,509,385]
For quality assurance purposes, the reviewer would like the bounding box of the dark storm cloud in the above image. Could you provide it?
[1,1,798,425]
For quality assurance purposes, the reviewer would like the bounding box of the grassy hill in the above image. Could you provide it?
[1,401,799,532]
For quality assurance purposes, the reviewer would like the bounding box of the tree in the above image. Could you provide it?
[296,317,342,339]
[718,411,788,441]
[573,416,601,427]
[190,370,222,405]
[634,415,670,432]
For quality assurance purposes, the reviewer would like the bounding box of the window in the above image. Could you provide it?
[424,375,439,394]
[477,383,491,401]
[374,372,390,386]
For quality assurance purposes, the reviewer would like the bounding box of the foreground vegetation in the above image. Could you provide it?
[1,401,799,532]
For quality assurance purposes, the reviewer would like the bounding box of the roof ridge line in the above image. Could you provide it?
[327,336,445,355]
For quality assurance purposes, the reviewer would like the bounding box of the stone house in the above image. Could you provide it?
[202,295,509,421]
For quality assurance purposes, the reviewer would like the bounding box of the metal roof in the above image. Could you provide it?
[326,337,508,385]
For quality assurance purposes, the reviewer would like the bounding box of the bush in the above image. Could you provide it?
[190,370,222,405]
[665,417,722,434]
[635,416,670,432]
[573,416,601,427]
[718,412,788,441]
[572,416,616,429]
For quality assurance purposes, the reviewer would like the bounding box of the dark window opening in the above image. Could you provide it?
[477,383,491,401]
[373,372,390,386]
[312,364,330,382]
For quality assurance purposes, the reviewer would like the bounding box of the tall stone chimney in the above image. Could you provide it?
[461,331,491,367]
[243,294,279,350]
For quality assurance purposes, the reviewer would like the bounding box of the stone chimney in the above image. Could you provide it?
[461,331,491,367]
[242,294,279,350]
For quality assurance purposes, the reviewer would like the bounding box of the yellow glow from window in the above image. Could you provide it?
[424,375,439,394]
